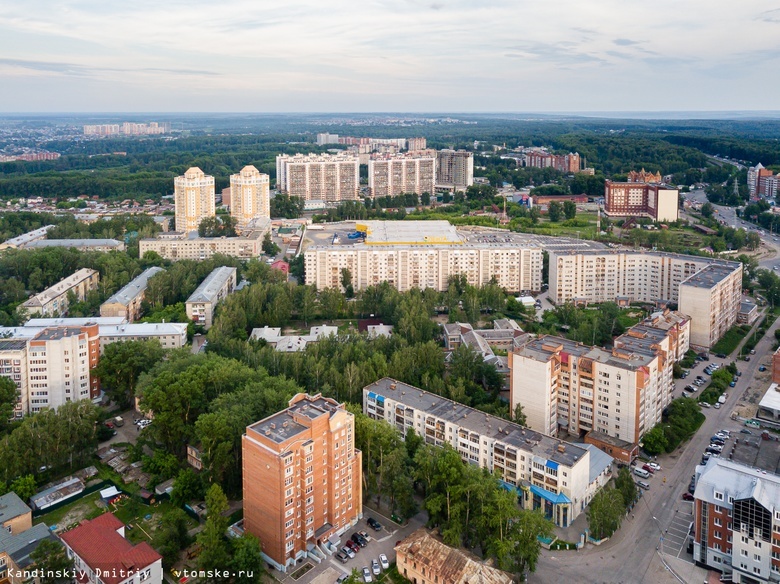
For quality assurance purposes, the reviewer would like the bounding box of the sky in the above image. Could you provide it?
[1,0,779,113]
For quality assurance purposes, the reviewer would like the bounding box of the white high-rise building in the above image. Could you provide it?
[275,153,360,202]
[368,150,436,198]
[436,150,474,191]
[174,167,216,233]
[229,165,270,230]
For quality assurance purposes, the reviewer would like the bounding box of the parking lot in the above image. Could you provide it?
[276,510,425,584]
[661,505,695,560]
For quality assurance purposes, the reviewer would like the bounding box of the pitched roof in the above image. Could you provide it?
[0,492,31,524]
[60,513,161,584]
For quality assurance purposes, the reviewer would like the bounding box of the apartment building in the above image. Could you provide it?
[304,221,542,293]
[26,325,100,413]
[549,250,741,348]
[97,323,188,350]
[138,226,268,260]
[0,495,55,584]
[692,458,780,583]
[436,150,474,191]
[522,150,580,173]
[100,267,165,322]
[604,180,679,222]
[363,378,613,527]
[61,513,163,584]
[395,529,514,584]
[509,311,689,445]
[230,165,270,231]
[368,151,436,197]
[185,267,237,329]
[679,264,744,349]
[276,153,360,202]
[20,268,99,317]
[0,492,31,536]
[242,393,362,572]
[0,340,28,419]
[174,167,216,233]
[0,225,55,250]
[24,239,125,252]
[747,163,780,199]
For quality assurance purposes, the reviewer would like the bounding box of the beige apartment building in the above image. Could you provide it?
[139,226,268,260]
[549,250,741,348]
[508,311,690,446]
[97,323,188,350]
[436,149,474,191]
[185,266,237,329]
[0,340,28,419]
[242,393,362,572]
[230,165,270,231]
[304,221,542,292]
[20,268,99,317]
[99,267,164,322]
[368,150,436,197]
[276,153,360,202]
[364,378,613,527]
[174,167,216,233]
[678,264,743,349]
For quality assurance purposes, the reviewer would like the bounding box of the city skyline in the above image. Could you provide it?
[1,0,778,112]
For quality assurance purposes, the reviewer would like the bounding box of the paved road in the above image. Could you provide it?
[534,307,780,584]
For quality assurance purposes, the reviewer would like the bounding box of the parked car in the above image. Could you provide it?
[367,518,382,531]
[642,464,656,474]
[335,551,349,564]
[715,353,727,359]
[759,366,767,372]
[681,371,689,378]
[682,492,694,501]
[379,554,389,570]
[740,429,753,435]
[750,349,756,355]
[352,533,368,547]
[372,560,381,576]
[342,546,355,559]
[714,403,721,409]
[346,540,360,553]
[647,462,661,472]
[363,567,373,583]
[699,401,711,408]
[358,530,371,542]
[744,356,751,361]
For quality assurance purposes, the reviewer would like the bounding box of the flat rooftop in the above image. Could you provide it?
[360,220,462,245]
[366,377,589,468]
[681,263,740,289]
[548,248,741,269]
[517,335,656,370]
[728,431,780,475]
[0,339,29,351]
[27,317,127,327]
[246,395,344,445]
[33,327,88,341]
[0,225,54,247]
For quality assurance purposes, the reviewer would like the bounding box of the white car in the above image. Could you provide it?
[362,567,373,583]
[647,462,661,472]
[372,560,381,576]
[379,554,389,570]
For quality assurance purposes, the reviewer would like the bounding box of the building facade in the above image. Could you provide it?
[174,167,216,233]
[97,323,188,350]
[0,225,55,250]
[242,393,362,572]
[368,151,436,197]
[185,267,237,329]
[20,268,99,317]
[678,264,743,349]
[138,226,268,261]
[692,458,780,583]
[604,180,679,222]
[229,165,270,231]
[276,153,360,202]
[522,150,580,173]
[509,311,689,445]
[0,340,28,419]
[100,267,165,322]
[436,150,474,191]
[364,378,612,527]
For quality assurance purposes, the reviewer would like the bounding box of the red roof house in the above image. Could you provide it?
[60,513,162,584]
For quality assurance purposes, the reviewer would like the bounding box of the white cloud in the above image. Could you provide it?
[0,0,777,111]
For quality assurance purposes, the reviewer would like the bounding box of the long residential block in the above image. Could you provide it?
[139,224,269,261]
[368,151,436,197]
[185,266,237,328]
[549,250,742,348]
[363,378,613,527]
[100,267,165,322]
[20,268,99,317]
[276,153,360,202]
[242,393,362,572]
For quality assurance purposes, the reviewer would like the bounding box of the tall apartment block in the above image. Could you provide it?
[523,150,580,173]
[604,180,679,222]
[174,167,216,233]
[20,268,99,317]
[185,266,237,329]
[364,378,613,527]
[436,150,474,191]
[368,151,436,197]
[229,165,270,230]
[242,393,362,572]
[678,264,743,349]
[276,153,360,202]
[549,250,741,348]
[100,267,164,322]
[747,162,780,199]
[692,458,780,583]
[0,339,28,418]
[407,137,427,151]
[304,221,542,293]
[509,310,690,445]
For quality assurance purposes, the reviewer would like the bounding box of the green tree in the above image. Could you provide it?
[231,534,267,584]
[262,232,280,256]
[171,468,205,507]
[319,288,344,320]
[701,202,714,218]
[29,538,74,584]
[196,484,231,575]
[642,425,669,455]
[587,487,625,540]
[563,200,577,220]
[513,402,527,426]
[0,377,17,434]
[10,474,36,502]
[492,509,554,575]
[91,339,165,407]
[614,466,637,508]
[153,508,191,568]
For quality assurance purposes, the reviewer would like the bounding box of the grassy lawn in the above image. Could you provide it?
[711,325,751,355]
[33,491,103,529]
[616,310,646,329]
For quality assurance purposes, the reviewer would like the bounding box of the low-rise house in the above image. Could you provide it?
[250,325,338,352]
[60,513,162,584]
[0,493,32,535]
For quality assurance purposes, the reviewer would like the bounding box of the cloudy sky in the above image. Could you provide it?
[1,0,778,113]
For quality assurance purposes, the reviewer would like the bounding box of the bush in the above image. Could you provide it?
[642,397,705,453]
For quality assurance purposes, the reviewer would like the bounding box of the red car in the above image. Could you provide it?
[682,493,694,501]
[346,540,360,553]
[642,464,655,474]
